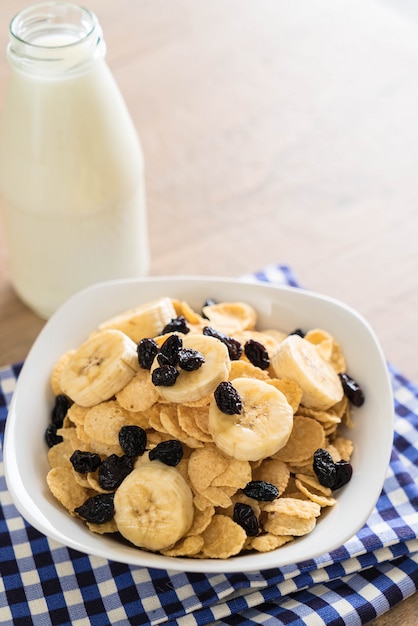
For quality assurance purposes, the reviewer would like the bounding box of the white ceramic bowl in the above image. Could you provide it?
[4,277,393,573]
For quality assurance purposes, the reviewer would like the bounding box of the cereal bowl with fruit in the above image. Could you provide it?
[3,277,393,573]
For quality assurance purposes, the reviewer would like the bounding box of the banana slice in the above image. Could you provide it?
[151,334,231,403]
[60,329,139,407]
[271,334,343,410]
[98,296,177,342]
[114,460,194,552]
[208,377,294,462]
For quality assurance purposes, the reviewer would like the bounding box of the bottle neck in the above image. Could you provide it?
[7,2,106,78]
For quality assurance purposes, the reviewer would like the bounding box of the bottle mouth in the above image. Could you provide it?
[10,2,96,48]
[8,2,105,75]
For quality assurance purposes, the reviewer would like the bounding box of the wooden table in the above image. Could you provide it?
[0,1,417,623]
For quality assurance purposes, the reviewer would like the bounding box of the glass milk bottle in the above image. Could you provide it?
[0,2,149,318]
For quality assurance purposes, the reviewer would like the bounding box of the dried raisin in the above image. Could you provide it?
[178,348,205,371]
[45,423,63,448]
[137,338,159,369]
[201,298,217,317]
[339,372,365,407]
[244,339,270,370]
[98,454,133,490]
[70,450,102,473]
[162,316,190,334]
[214,381,242,415]
[243,480,279,501]
[148,439,183,466]
[289,328,305,338]
[313,448,353,490]
[51,394,71,427]
[152,364,179,387]
[118,425,147,457]
[75,493,115,524]
[159,334,183,366]
[233,502,259,536]
[333,460,353,489]
[313,448,337,488]
[203,326,242,360]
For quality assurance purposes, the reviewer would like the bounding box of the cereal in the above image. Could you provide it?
[249,533,293,552]
[252,458,290,496]
[263,498,321,536]
[66,403,89,427]
[159,405,203,448]
[47,466,93,515]
[272,415,326,464]
[294,474,337,507]
[162,535,204,557]
[332,436,354,461]
[83,401,128,447]
[200,514,247,558]
[115,367,159,412]
[45,296,361,559]
[48,438,79,469]
[188,445,229,493]
[177,405,213,442]
[201,302,257,335]
[266,378,303,413]
[211,457,252,490]
[87,520,118,535]
[229,359,269,381]
[187,505,215,536]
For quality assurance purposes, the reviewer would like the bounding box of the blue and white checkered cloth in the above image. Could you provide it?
[1,264,418,625]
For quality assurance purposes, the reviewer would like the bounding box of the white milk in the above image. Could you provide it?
[0,4,149,318]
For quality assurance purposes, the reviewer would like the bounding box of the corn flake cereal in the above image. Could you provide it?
[273,415,325,464]
[116,367,159,412]
[201,514,247,558]
[47,467,93,515]
[45,296,361,560]
[263,498,321,536]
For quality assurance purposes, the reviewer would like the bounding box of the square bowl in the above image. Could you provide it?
[4,276,393,573]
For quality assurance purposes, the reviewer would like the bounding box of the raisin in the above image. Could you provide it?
[162,316,190,334]
[149,439,183,466]
[224,336,242,361]
[214,381,242,415]
[118,425,147,457]
[243,480,279,501]
[339,372,365,407]
[152,364,179,387]
[201,298,217,318]
[70,450,102,474]
[45,423,63,448]
[51,394,71,428]
[98,454,133,490]
[233,502,259,536]
[157,353,170,366]
[159,334,183,366]
[244,339,270,370]
[178,348,205,371]
[289,328,305,338]
[75,493,115,524]
[137,338,159,369]
[203,326,242,360]
[333,460,353,489]
[313,448,336,488]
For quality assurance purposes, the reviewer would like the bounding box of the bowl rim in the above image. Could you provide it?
[3,275,394,573]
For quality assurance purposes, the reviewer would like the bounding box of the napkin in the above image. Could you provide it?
[1,264,418,626]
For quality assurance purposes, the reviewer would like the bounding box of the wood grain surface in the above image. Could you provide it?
[0,1,417,622]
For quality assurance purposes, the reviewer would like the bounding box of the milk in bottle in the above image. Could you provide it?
[0,2,149,318]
